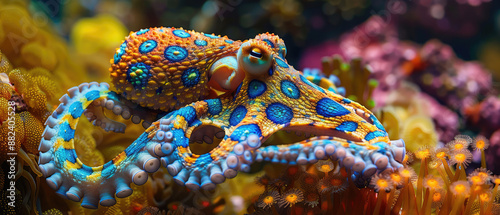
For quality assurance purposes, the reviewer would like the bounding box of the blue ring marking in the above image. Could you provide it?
[85,90,100,101]
[219,46,225,49]
[127,62,152,89]
[113,41,127,64]
[172,29,191,38]
[113,41,127,63]
[370,114,386,132]
[69,101,84,119]
[229,105,247,126]
[204,33,220,39]
[181,68,200,87]
[225,39,234,44]
[316,98,350,118]
[59,122,75,141]
[230,124,262,141]
[275,57,288,68]
[194,39,207,46]
[266,103,294,124]
[136,29,149,35]
[280,80,300,99]
[206,99,222,115]
[300,74,325,93]
[342,98,351,104]
[365,131,387,141]
[335,121,358,132]
[268,67,273,76]
[164,46,188,62]
[262,39,275,48]
[172,129,189,147]
[178,106,197,124]
[247,80,267,99]
[139,40,157,53]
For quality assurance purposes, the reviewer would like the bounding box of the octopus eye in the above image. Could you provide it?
[237,40,272,76]
[250,48,263,58]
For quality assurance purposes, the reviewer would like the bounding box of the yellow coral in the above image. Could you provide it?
[0,114,24,163]
[71,14,128,55]
[18,111,44,154]
[401,115,438,153]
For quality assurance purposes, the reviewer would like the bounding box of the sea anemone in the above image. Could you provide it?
[423,175,444,191]
[299,173,319,191]
[449,149,473,168]
[317,174,348,194]
[370,174,392,193]
[450,181,471,214]
[315,160,335,174]
[257,190,279,209]
[279,188,304,208]
[473,136,489,151]
[447,137,471,152]
[304,192,319,208]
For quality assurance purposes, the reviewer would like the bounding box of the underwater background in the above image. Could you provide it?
[1,0,500,214]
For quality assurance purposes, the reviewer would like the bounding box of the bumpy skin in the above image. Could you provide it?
[38,27,406,209]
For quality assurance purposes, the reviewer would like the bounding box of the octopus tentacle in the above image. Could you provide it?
[38,82,162,209]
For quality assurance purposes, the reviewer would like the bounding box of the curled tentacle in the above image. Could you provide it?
[39,82,162,209]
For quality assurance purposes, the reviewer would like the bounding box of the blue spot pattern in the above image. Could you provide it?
[335,121,358,132]
[177,106,197,124]
[136,29,149,35]
[342,98,351,104]
[364,130,387,141]
[172,29,191,38]
[225,39,234,44]
[85,90,100,101]
[172,129,189,147]
[204,33,219,39]
[262,39,275,48]
[281,80,300,99]
[127,63,152,89]
[206,99,222,115]
[370,114,386,132]
[181,68,200,87]
[300,75,325,93]
[125,132,150,156]
[139,40,157,53]
[59,122,75,141]
[194,39,207,46]
[164,46,188,62]
[69,101,84,119]
[316,98,350,118]
[229,105,247,126]
[266,103,294,124]
[247,80,267,99]
[275,57,288,68]
[268,67,273,76]
[113,41,127,64]
[230,124,262,141]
